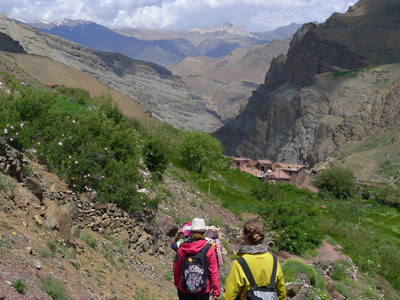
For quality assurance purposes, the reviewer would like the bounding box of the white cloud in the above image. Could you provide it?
[2,0,357,32]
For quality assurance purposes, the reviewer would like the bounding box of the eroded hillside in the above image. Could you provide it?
[0,13,222,132]
[214,0,400,183]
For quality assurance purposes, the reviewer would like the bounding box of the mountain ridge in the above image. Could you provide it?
[0,13,222,132]
[214,0,400,183]
[27,18,301,65]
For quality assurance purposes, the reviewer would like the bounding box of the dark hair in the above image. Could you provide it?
[243,219,265,245]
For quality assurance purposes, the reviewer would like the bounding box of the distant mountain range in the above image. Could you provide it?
[167,38,291,123]
[1,13,222,132]
[27,19,301,65]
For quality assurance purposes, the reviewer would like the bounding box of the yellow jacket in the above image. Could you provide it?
[223,252,286,300]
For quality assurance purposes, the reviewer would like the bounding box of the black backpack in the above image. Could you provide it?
[180,243,212,294]
[236,254,279,300]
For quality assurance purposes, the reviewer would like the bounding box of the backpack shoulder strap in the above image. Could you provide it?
[236,257,257,288]
[269,254,278,289]
[200,243,212,255]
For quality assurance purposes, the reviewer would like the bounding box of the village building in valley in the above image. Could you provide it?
[231,158,306,186]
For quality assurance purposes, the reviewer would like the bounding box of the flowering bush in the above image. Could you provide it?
[305,289,329,300]
[0,79,152,213]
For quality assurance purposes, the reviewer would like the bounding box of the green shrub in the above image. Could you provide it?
[0,80,154,214]
[332,262,347,281]
[180,130,224,173]
[332,282,350,298]
[282,258,317,286]
[56,85,90,106]
[107,235,128,255]
[317,165,355,199]
[46,240,58,257]
[325,235,339,246]
[38,248,53,258]
[314,267,327,289]
[12,278,28,294]
[41,276,70,300]
[2,220,11,229]
[20,166,33,176]
[375,185,400,204]
[81,231,98,249]
[143,137,168,180]
[305,288,332,300]
[270,245,280,255]
[393,275,400,290]
[260,194,323,254]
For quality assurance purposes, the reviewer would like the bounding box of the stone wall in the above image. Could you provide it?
[0,138,169,255]
[74,198,168,255]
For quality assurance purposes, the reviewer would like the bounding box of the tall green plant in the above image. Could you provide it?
[143,137,168,180]
[180,130,224,173]
[256,182,323,253]
[317,165,355,199]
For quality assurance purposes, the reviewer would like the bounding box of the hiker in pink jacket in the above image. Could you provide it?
[173,218,220,300]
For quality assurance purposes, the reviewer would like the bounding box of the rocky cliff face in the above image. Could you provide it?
[0,13,222,132]
[0,31,26,53]
[215,0,400,178]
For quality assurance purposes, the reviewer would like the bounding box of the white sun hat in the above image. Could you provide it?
[186,218,209,233]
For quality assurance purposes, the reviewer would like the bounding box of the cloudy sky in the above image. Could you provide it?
[3,0,357,32]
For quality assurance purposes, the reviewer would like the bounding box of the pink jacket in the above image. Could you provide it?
[173,239,220,296]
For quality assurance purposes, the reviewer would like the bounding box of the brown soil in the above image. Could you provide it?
[1,51,147,120]
[277,240,347,263]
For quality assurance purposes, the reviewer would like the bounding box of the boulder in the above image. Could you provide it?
[155,211,179,237]
[117,229,130,245]
[94,203,107,210]
[100,219,112,228]
[59,205,72,241]
[130,232,138,244]
[50,183,60,193]
[286,282,301,296]
[71,225,80,238]
[45,214,59,230]
[94,217,103,226]
[24,177,43,200]
[33,214,43,225]
[67,202,79,220]
[138,231,150,243]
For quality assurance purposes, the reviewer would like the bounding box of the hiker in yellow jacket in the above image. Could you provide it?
[223,219,286,300]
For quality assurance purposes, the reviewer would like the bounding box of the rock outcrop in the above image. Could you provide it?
[0,31,26,53]
[214,0,400,178]
[0,136,30,182]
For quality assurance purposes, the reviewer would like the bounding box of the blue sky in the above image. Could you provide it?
[3,0,357,32]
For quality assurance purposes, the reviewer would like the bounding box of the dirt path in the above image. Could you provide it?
[315,240,347,262]
[278,240,347,263]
